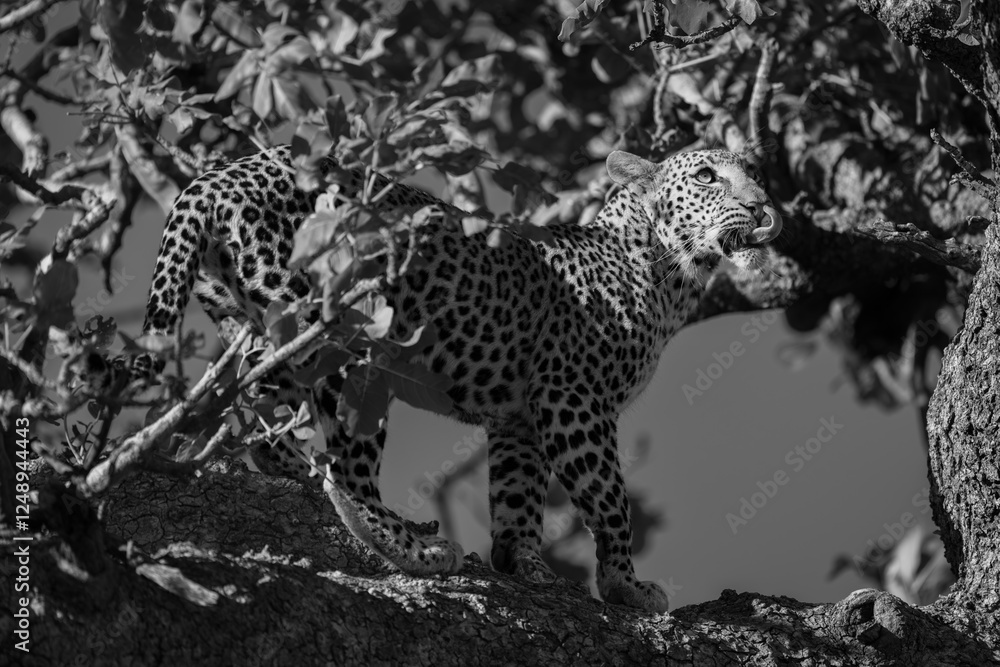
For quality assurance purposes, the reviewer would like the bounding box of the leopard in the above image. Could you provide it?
[133,143,781,613]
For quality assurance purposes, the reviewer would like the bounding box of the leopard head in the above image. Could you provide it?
[607,149,782,277]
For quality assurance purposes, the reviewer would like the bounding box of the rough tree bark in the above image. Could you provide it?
[3,1,1000,665]
[3,458,998,667]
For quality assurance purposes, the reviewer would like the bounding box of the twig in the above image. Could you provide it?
[0,67,81,105]
[930,129,999,203]
[631,9,741,51]
[82,324,254,495]
[0,0,62,34]
[237,320,325,390]
[0,162,87,204]
[746,38,778,166]
[97,148,140,291]
[143,423,234,476]
[0,105,48,177]
[53,193,115,258]
[593,25,651,77]
[0,346,57,391]
[49,152,113,182]
[856,219,982,274]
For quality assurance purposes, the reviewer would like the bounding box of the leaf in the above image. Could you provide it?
[272,404,295,420]
[387,116,445,150]
[379,359,454,416]
[462,217,489,237]
[215,51,261,101]
[210,2,263,48]
[413,59,446,99]
[719,0,775,24]
[264,302,296,347]
[487,228,508,249]
[363,95,397,138]
[890,527,925,584]
[363,304,394,339]
[269,36,316,70]
[289,207,356,270]
[383,324,437,363]
[33,259,78,328]
[82,315,118,352]
[511,220,558,247]
[337,365,389,437]
[272,77,312,120]
[120,332,175,356]
[291,425,316,440]
[414,143,487,175]
[293,347,353,386]
[261,23,302,52]
[493,162,543,193]
[99,0,149,72]
[173,0,205,45]
[325,95,350,140]
[252,73,273,119]
[440,55,502,89]
[325,11,359,54]
[591,46,630,84]
[49,327,77,358]
[667,0,711,33]
[436,80,491,100]
[558,0,612,43]
[357,27,396,64]
[291,131,333,192]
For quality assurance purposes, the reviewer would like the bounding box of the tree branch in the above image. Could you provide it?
[930,129,1000,203]
[81,324,254,497]
[12,459,1000,666]
[856,0,983,98]
[0,162,88,205]
[0,105,48,178]
[856,219,983,273]
[631,6,741,51]
[0,67,83,105]
[746,38,779,165]
[0,0,61,34]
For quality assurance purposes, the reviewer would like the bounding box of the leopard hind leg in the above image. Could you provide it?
[313,376,464,575]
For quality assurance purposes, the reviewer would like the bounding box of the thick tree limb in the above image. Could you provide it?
[925,215,1000,607]
[6,459,999,666]
[855,0,982,98]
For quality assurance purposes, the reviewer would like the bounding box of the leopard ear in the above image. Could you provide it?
[607,151,658,196]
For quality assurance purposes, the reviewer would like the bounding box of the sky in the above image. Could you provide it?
[1,7,935,611]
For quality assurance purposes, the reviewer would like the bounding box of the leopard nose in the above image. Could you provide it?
[742,201,765,222]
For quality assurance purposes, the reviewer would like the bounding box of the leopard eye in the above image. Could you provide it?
[694,168,716,184]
